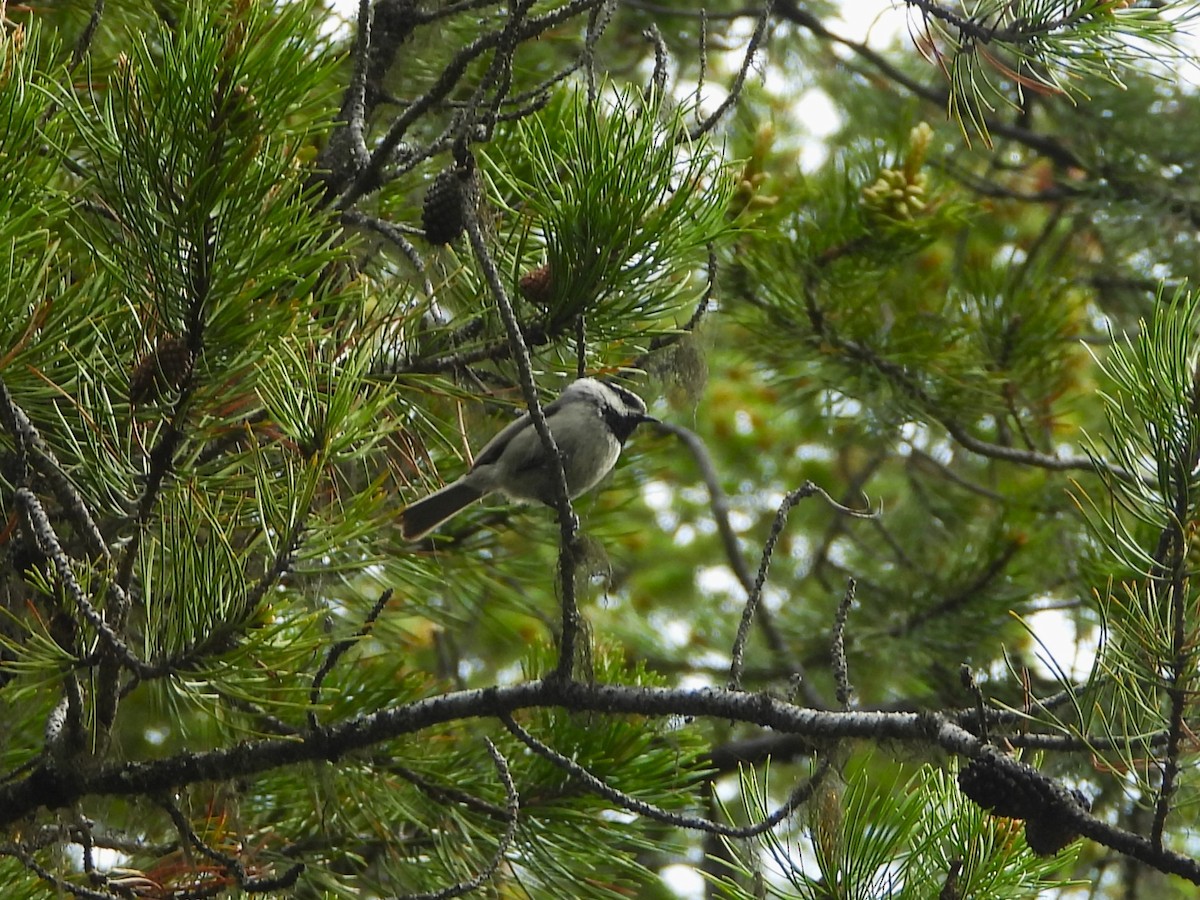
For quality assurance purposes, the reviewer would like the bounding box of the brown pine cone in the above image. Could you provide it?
[130,335,194,403]
[518,264,554,307]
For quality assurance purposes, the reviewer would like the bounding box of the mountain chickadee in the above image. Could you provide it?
[400,378,657,540]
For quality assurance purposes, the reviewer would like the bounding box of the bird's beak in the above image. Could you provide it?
[639,414,660,426]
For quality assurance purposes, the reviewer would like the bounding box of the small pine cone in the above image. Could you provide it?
[130,335,194,404]
[958,756,1039,820]
[518,264,554,307]
[422,165,475,245]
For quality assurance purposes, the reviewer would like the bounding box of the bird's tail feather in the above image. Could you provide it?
[400,480,485,540]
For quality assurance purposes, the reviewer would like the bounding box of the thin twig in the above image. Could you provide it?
[345,0,374,170]
[774,0,1085,169]
[395,739,519,900]
[583,0,618,104]
[831,578,855,710]
[888,539,1022,637]
[15,488,147,677]
[798,265,1132,479]
[410,0,506,25]
[158,796,304,893]
[690,0,774,139]
[158,796,248,884]
[68,0,105,70]
[960,664,990,744]
[309,589,394,729]
[30,824,176,858]
[906,446,1010,502]
[501,712,828,837]
[574,315,587,380]
[391,761,510,820]
[338,0,604,209]
[696,10,708,128]
[649,417,824,704]
[904,0,1095,47]
[729,482,875,690]
[381,60,582,114]
[210,690,298,737]
[724,487,878,691]
[0,376,110,563]
[464,208,583,680]
[453,0,533,145]
[655,422,753,592]
[644,24,669,101]
[1,843,123,900]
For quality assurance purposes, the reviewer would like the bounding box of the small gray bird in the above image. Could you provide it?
[400,379,657,541]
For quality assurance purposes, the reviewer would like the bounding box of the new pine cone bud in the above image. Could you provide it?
[862,121,934,221]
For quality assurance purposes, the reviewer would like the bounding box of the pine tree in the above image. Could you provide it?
[3,1,1200,898]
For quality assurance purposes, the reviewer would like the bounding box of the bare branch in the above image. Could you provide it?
[15,488,146,678]
[464,204,583,681]
[690,1,774,140]
[654,421,753,593]
[68,0,105,70]
[729,482,875,690]
[0,680,1198,883]
[158,796,304,893]
[831,578,855,710]
[337,0,605,209]
[342,208,433,298]
[0,842,123,900]
[0,376,110,564]
[583,0,618,103]
[345,0,374,170]
[644,24,669,101]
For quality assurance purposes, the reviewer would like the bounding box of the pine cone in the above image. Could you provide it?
[959,755,1090,856]
[422,165,475,245]
[1023,812,1080,857]
[518,264,554,307]
[130,335,194,404]
[958,756,1039,820]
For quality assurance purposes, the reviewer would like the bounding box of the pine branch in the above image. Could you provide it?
[335,0,606,209]
[3,680,1199,883]
[0,376,110,564]
[308,588,394,729]
[689,0,773,140]
[393,739,518,900]
[501,711,830,837]
[157,796,304,894]
[652,419,824,705]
